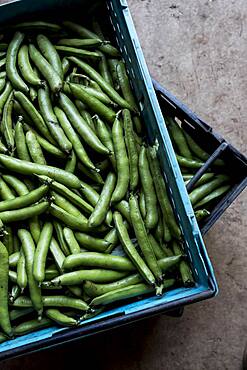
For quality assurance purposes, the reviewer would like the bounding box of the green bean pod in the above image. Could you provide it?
[148,234,167,260]
[58,38,104,48]
[13,318,51,336]
[176,154,204,169]
[29,44,63,94]
[57,92,109,154]
[54,106,96,170]
[2,226,14,254]
[26,130,47,165]
[0,177,15,200]
[79,180,102,206]
[0,154,81,188]
[68,82,117,107]
[55,45,101,60]
[2,92,15,153]
[38,175,93,215]
[0,241,13,336]
[9,251,20,267]
[38,85,72,153]
[114,212,156,285]
[148,147,182,240]
[162,213,172,243]
[63,227,80,255]
[166,116,192,159]
[52,221,70,256]
[50,269,129,286]
[98,51,113,86]
[172,241,194,287]
[111,115,129,203]
[0,77,6,94]
[184,132,225,166]
[65,150,77,173]
[67,57,136,111]
[0,81,12,117]
[63,251,134,272]
[62,57,70,75]
[50,203,90,232]
[114,200,132,225]
[18,229,43,318]
[69,83,116,124]
[45,309,78,327]
[104,228,119,254]
[0,201,49,224]
[22,122,66,159]
[123,109,139,191]
[90,282,170,306]
[9,21,62,32]
[29,216,41,244]
[15,119,31,161]
[33,222,53,284]
[139,191,146,219]
[116,61,138,111]
[14,91,55,143]
[89,172,116,228]
[18,44,43,86]
[37,34,63,79]
[17,251,27,292]
[51,191,84,218]
[63,21,120,57]
[183,173,215,187]
[129,194,163,284]
[189,175,229,205]
[195,184,231,208]
[0,184,49,212]
[139,146,158,229]
[6,32,29,93]
[83,276,142,298]
[75,232,110,252]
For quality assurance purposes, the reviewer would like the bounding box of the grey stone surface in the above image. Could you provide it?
[0,1,246,369]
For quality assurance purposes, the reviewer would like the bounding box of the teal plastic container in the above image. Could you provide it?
[0,0,217,360]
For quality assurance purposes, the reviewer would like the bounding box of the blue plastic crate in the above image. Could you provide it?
[0,0,218,360]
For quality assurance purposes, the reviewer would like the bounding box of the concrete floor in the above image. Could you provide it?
[1,0,247,369]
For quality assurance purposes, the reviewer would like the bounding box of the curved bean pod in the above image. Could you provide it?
[6,32,29,93]
[68,57,136,111]
[129,194,162,283]
[18,44,43,86]
[89,172,116,228]
[55,108,95,169]
[17,229,43,317]
[38,85,72,153]
[0,154,81,188]
[111,115,129,203]
[0,201,49,223]
[0,241,13,336]
[29,44,62,94]
[37,34,63,79]
[57,94,109,156]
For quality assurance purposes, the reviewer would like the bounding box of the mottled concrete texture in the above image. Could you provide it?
[1,1,247,369]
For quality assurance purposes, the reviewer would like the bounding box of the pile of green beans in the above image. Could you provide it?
[0,19,193,343]
[164,116,231,221]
